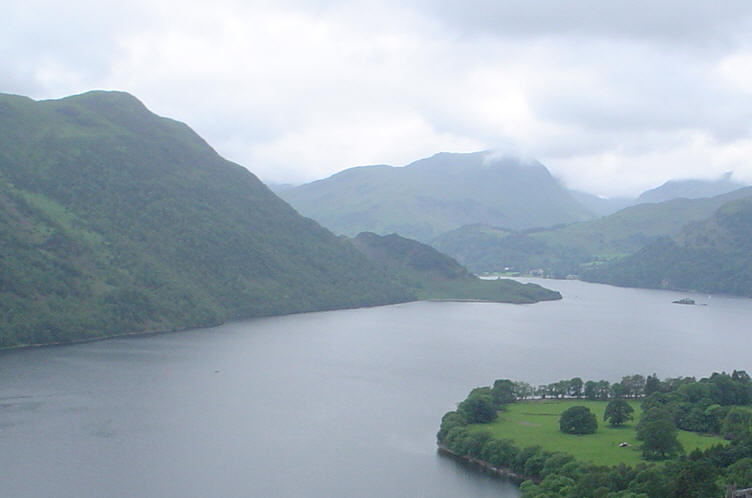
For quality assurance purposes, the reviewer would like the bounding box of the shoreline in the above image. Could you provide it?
[436,443,531,485]
[0,293,562,353]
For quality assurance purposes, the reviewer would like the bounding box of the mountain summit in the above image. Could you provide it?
[0,90,413,347]
[279,151,595,242]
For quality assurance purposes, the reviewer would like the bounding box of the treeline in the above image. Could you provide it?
[437,370,752,497]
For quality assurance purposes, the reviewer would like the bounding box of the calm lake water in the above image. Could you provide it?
[2,278,751,497]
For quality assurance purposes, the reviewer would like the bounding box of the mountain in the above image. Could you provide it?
[433,187,752,276]
[279,151,595,242]
[583,198,752,296]
[350,232,561,303]
[568,190,635,217]
[636,173,746,204]
[0,91,415,347]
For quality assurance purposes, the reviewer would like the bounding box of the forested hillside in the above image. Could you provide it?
[0,91,414,347]
[351,232,561,303]
[433,187,752,277]
[583,198,752,295]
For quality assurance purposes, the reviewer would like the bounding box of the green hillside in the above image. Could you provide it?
[583,198,752,295]
[279,152,595,242]
[350,232,562,303]
[0,91,416,347]
[433,187,752,276]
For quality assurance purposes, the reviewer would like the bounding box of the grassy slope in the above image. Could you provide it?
[0,91,414,347]
[470,400,724,467]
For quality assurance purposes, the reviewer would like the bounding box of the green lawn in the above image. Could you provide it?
[470,399,725,466]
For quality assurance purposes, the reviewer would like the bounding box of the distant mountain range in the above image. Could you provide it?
[279,151,595,242]
[0,91,559,347]
[433,187,752,278]
[636,173,745,204]
[278,149,752,295]
[280,151,748,241]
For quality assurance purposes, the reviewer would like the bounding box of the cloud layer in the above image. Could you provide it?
[4,0,752,195]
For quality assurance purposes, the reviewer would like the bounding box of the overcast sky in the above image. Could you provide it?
[4,1,752,196]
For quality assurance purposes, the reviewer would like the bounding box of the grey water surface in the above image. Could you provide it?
[1,278,751,497]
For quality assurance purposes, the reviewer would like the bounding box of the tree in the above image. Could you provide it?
[622,374,645,398]
[596,380,610,400]
[636,407,683,460]
[726,457,752,490]
[568,377,583,398]
[559,406,598,434]
[722,407,752,440]
[584,380,598,400]
[458,391,497,423]
[492,379,516,406]
[669,450,722,498]
[513,381,534,400]
[645,373,661,395]
[604,399,634,427]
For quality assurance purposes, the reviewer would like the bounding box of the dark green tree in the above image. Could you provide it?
[584,380,598,400]
[568,377,584,398]
[636,407,683,460]
[669,450,722,498]
[559,406,598,434]
[644,373,661,395]
[458,391,497,424]
[492,379,516,406]
[604,399,634,427]
[726,457,752,490]
[437,411,466,442]
[722,407,752,440]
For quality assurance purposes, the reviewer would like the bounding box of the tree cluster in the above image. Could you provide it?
[640,371,752,435]
[438,369,752,497]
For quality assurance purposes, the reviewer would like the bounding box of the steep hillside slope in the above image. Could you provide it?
[0,91,413,347]
[583,198,752,295]
[350,232,561,303]
[433,187,752,275]
[279,152,594,242]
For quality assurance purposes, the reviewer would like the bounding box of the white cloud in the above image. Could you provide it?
[3,0,752,195]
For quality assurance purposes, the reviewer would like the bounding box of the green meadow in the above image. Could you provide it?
[470,399,725,466]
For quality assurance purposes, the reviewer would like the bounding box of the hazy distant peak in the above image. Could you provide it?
[279,149,595,241]
[637,173,747,204]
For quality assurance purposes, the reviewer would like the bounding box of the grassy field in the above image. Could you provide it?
[470,399,725,466]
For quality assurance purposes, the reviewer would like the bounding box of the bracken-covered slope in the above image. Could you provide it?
[279,151,595,242]
[0,91,415,347]
[583,198,752,295]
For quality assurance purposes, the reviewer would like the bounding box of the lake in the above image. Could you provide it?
[1,278,751,497]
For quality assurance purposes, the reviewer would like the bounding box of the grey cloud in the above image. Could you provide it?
[411,0,752,49]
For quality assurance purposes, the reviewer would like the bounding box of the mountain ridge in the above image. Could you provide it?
[583,198,752,295]
[432,186,752,277]
[279,151,595,242]
[0,90,415,347]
